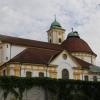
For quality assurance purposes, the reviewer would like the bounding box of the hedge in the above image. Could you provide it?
[0,76,100,100]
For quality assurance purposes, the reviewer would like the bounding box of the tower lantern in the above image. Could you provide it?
[47,17,65,44]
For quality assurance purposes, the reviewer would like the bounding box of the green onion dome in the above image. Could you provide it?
[67,31,80,39]
[61,31,97,56]
[50,19,62,29]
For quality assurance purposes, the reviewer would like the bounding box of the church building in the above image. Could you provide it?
[0,18,100,81]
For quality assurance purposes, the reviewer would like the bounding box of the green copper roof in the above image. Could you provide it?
[50,19,62,29]
[89,65,100,73]
[67,31,80,38]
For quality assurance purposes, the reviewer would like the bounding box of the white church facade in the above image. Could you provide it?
[0,18,100,81]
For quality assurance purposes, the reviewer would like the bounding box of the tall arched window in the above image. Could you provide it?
[59,38,61,43]
[62,69,69,79]
[49,39,51,43]
[26,71,32,78]
[84,75,89,81]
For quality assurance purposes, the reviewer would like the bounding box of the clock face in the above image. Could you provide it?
[63,54,67,60]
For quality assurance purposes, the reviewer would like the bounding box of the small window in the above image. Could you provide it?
[59,38,61,43]
[3,70,6,76]
[6,57,8,60]
[93,76,97,81]
[59,32,61,35]
[39,72,44,78]
[50,39,51,43]
[84,75,89,81]
[7,45,8,48]
[26,71,32,78]
[49,33,51,36]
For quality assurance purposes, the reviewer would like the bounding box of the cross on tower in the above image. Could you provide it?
[71,27,74,32]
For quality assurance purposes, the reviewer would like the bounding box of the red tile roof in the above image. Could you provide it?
[72,56,100,73]
[0,34,62,51]
[62,37,96,56]
[9,47,62,65]
[72,56,92,69]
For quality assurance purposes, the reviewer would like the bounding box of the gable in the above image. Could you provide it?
[50,50,78,68]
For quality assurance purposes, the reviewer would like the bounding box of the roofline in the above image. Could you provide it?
[0,60,58,70]
[0,34,63,51]
[47,28,65,33]
[68,51,97,57]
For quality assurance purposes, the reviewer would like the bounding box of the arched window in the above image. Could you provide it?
[49,39,51,43]
[84,75,89,81]
[62,69,69,79]
[3,70,6,76]
[39,72,44,78]
[93,76,97,81]
[59,38,61,43]
[26,71,32,78]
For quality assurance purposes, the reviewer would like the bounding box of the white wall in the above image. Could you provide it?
[1,43,26,64]
[10,45,26,59]
[72,53,96,64]
[19,65,47,77]
[51,50,78,79]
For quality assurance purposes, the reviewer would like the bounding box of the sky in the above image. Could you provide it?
[0,0,100,64]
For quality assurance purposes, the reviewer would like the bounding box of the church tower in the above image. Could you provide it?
[47,18,65,44]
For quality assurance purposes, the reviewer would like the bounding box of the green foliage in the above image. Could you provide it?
[0,76,100,100]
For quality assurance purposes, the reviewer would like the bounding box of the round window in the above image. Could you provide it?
[63,54,67,59]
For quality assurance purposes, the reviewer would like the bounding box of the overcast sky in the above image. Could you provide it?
[0,0,100,65]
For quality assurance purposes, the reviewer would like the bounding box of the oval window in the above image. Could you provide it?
[63,54,67,60]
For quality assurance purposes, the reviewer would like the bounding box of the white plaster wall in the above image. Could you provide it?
[2,43,10,63]
[79,72,100,81]
[10,45,26,59]
[21,69,47,77]
[51,51,78,79]
[50,30,64,44]
[72,53,96,64]
[89,74,100,81]
[20,65,47,77]
[1,43,26,64]
[0,43,3,64]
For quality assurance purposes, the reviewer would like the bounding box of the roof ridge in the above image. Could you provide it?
[0,34,63,51]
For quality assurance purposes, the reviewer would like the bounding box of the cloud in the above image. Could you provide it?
[0,0,100,64]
